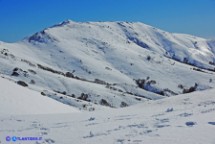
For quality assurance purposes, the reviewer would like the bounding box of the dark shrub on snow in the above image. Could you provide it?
[94,79,107,85]
[183,83,198,94]
[178,84,184,89]
[78,93,89,101]
[120,102,128,108]
[30,80,35,84]
[41,92,46,96]
[65,72,74,78]
[11,71,19,76]
[17,81,28,87]
[146,55,151,61]
[28,69,37,74]
[100,99,111,107]
[135,79,145,89]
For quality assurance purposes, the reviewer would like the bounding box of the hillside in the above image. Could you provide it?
[0,76,79,115]
[0,20,215,109]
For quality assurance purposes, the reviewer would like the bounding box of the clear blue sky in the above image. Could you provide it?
[0,0,215,42]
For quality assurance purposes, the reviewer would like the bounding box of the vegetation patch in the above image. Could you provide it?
[17,81,28,87]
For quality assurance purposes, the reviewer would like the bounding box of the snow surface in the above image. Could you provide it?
[0,76,79,115]
[0,88,215,144]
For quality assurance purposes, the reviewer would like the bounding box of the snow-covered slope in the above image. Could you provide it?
[0,20,215,109]
[1,20,215,144]
[0,88,214,144]
[0,76,79,115]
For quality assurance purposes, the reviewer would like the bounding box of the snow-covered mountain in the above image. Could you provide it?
[1,20,215,144]
[1,20,215,110]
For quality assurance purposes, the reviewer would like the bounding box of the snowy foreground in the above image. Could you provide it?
[0,87,215,144]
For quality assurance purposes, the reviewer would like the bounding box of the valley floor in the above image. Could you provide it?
[1,88,215,144]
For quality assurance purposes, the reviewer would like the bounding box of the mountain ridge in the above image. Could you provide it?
[1,20,215,110]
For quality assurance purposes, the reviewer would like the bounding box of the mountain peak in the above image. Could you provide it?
[27,29,58,44]
[51,19,76,28]
[26,19,74,43]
